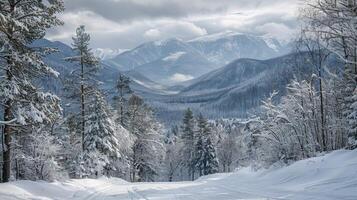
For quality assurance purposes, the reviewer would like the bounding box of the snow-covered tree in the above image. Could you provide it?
[195,114,212,177]
[113,74,133,128]
[202,138,219,175]
[302,0,357,149]
[194,135,205,176]
[65,25,99,152]
[217,132,238,172]
[179,108,196,180]
[76,90,130,178]
[127,94,164,182]
[13,126,64,181]
[0,0,64,182]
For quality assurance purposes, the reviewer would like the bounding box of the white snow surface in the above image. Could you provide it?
[1,149,357,200]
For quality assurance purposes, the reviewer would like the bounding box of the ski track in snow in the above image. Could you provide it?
[1,150,357,200]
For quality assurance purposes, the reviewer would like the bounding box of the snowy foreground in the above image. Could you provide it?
[1,150,357,200]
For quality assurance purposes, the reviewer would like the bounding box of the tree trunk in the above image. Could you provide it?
[80,53,85,152]
[2,58,14,183]
[2,84,12,183]
[1,0,16,184]
[319,64,326,151]
[2,117,12,183]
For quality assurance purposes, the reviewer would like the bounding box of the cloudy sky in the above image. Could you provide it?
[47,0,301,50]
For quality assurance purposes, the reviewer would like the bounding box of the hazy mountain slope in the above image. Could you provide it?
[134,50,215,85]
[105,38,201,71]
[149,52,340,125]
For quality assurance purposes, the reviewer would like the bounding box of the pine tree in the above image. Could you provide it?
[113,74,132,128]
[78,90,128,177]
[65,25,99,152]
[194,136,205,176]
[195,113,211,177]
[180,108,196,180]
[0,0,64,182]
[203,138,219,175]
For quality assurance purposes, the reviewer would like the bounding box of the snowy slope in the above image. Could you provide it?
[1,149,356,200]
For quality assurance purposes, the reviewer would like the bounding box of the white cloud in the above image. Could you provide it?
[144,29,161,39]
[169,73,194,82]
[46,0,300,49]
[256,23,297,42]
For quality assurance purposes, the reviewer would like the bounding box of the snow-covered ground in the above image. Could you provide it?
[1,149,356,200]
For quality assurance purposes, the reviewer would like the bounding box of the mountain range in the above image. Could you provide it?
[38,31,335,125]
[104,31,290,85]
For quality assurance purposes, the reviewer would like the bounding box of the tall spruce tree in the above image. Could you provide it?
[194,135,205,176]
[203,138,219,175]
[195,114,218,176]
[195,114,210,177]
[180,108,196,180]
[0,0,64,182]
[77,90,127,177]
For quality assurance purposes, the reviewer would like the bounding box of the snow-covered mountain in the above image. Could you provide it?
[105,32,291,85]
[38,38,321,125]
[188,31,287,65]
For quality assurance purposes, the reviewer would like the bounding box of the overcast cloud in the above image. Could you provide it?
[47,0,301,49]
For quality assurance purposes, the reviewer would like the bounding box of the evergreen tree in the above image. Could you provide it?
[195,113,210,177]
[179,108,196,180]
[203,138,219,175]
[194,136,205,176]
[113,74,133,128]
[78,90,128,177]
[0,0,64,182]
[65,25,99,152]
[194,114,219,177]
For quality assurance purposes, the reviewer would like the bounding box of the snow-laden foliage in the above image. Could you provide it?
[194,114,219,176]
[302,0,357,147]
[126,95,165,182]
[0,0,64,182]
[13,126,65,181]
[75,90,132,178]
[244,77,348,167]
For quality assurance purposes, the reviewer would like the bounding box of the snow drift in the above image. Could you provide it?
[0,149,356,200]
